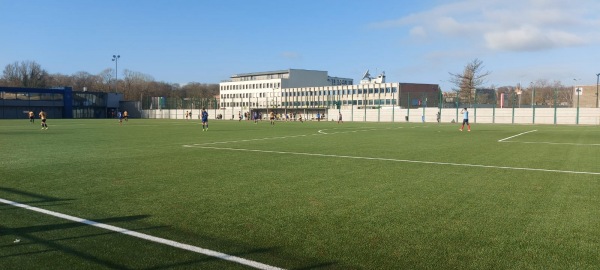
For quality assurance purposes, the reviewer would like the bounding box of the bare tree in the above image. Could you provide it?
[2,61,49,88]
[449,58,491,106]
[71,71,101,91]
[122,69,155,100]
[47,73,73,88]
[181,82,219,98]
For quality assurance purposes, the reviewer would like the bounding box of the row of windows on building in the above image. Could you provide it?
[221,82,282,91]
[220,87,398,100]
[0,91,107,107]
[221,99,398,108]
[233,73,289,82]
[0,92,63,101]
[283,87,398,97]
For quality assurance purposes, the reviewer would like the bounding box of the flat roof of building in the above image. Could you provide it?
[230,69,327,78]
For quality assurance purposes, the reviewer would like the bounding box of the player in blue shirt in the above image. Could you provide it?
[459,108,471,131]
[201,108,209,131]
[117,111,123,126]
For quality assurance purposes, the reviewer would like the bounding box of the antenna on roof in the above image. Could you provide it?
[362,69,370,80]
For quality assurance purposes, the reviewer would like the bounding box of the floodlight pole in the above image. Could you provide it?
[112,55,120,93]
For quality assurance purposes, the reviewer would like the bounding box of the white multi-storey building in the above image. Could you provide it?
[219,69,439,118]
[219,69,351,110]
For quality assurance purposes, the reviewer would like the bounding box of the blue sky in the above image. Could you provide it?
[1,0,599,91]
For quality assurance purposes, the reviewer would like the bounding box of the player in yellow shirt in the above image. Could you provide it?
[39,110,48,130]
[28,110,35,124]
[123,110,128,122]
[269,111,275,125]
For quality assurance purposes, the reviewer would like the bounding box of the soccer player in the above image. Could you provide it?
[269,111,275,125]
[201,108,209,131]
[39,109,48,130]
[123,110,128,122]
[338,112,343,124]
[28,110,35,124]
[459,108,471,131]
[238,111,242,122]
[118,111,123,125]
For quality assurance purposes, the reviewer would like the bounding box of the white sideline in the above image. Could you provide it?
[0,198,284,270]
[498,130,538,142]
[191,146,600,176]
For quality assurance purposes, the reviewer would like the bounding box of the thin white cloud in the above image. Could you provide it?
[369,0,600,52]
[409,26,427,38]
[485,25,586,51]
[280,51,301,59]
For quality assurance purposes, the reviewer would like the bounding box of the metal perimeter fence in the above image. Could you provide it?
[138,90,600,125]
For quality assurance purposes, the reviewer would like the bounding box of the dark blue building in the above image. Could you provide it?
[0,86,122,119]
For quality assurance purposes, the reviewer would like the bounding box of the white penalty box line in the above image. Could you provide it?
[497,130,538,142]
[498,129,600,146]
[186,127,598,175]
[0,198,284,270]
[189,145,600,176]
[195,126,405,146]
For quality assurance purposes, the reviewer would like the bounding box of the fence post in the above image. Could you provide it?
[532,86,536,124]
[553,88,558,125]
[474,90,477,123]
[363,97,366,122]
[407,92,410,122]
[493,89,496,124]
[512,92,515,124]
[392,103,395,122]
[422,92,425,122]
[576,87,581,125]
[455,98,459,123]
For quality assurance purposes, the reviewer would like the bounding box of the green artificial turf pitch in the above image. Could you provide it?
[1,119,599,269]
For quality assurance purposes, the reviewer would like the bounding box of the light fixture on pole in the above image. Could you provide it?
[112,55,120,92]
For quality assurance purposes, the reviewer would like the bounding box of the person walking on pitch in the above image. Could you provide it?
[459,108,471,131]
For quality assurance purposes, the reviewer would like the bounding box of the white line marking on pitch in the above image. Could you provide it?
[498,130,538,142]
[0,198,284,270]
[196,127,404,146]
[501,141,600,146]
[190,146,600,176]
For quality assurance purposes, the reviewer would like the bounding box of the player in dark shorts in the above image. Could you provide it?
[39,110,48,130]
[201,109,209,131]
[28,110,35,124]
[269,111,275,125]
[459,108,471,131]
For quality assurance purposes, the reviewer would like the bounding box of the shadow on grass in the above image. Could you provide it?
[0,187,75,205]
[0,224,131,269]
[0,248,56,259]
[0,187,337,269]
[141,247,284,270]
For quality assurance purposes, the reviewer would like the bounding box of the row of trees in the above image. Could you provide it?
[449,58,573,107]
[1,59,576,106]
[0,61,219,101]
